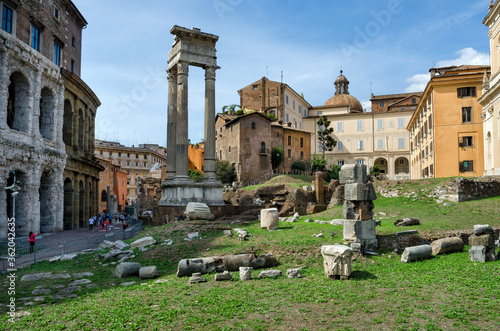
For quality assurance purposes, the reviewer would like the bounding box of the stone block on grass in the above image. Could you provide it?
[115,262,141,278]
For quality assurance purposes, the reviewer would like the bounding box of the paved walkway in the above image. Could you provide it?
[38,223,124,245]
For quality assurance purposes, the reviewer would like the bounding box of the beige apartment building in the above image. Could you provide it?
[94,140,166,203]
[479,0,500,175]
[303,72,414,179]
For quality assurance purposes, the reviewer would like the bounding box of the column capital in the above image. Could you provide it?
[167,68,177,80]
[205,66,217,80]
[177,62,189,75]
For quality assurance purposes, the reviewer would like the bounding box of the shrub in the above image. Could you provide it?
[291,161,306,171]
[371,164,380,177]
[188,169,203,182]
[216,160,236,184]
[271,147,284,170]
[311,155,327,172]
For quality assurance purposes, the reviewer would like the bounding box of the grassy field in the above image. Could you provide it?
[1,181,500,330]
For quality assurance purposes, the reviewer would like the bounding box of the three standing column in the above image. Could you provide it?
[204,66,217,181]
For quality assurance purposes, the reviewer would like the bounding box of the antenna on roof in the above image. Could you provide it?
[281,71,283,84]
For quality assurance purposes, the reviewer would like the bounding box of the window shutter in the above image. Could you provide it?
[458,138,464,147]
[469,161,474,171]
[471,87,476,97]
[457,88,462,98]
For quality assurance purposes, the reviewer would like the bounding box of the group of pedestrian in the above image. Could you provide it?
[88,212,130,233]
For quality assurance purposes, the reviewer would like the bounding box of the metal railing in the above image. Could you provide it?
[0,222,143,271]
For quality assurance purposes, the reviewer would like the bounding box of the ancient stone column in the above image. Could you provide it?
[204,66,217,181]
[166,68,177,180]
[175,62,189,180]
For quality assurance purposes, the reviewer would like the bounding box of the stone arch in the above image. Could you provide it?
[63,99,73,146]
[79,180,85,227]
[395,157,409,175]
[260,141,266,153]
[7,71,30,133]
[356,159,365,165]
[63,178,73,230]
[78,108,84,150]
[39,87,56,141]
[39,169,57,233]
[373,157,388,174]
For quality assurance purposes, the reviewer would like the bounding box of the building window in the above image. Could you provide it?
[412,98,416,104]
[127,153,130,158]
[357,140,363,150]
[144,162,147,167]
[300,151,304,160]
[377,119,383,130]
[286,114,289,122]
[457,87,476,98]
[72,36,76,48]
[53,41,61,65]
[317,111,322,116]
[398,138,405,149]
[2,5,13,33]
[31,26,41,51]
[398,118,404,129]
[136,153,139,158]
[286,95,289,104]
[100,150,103,155]
[127,171,130,175]
[459,160,474,172]
[54,6,60,20]
[337,160,344,167]
[337,141,343,151]
[337,121,343,132]
[380,101,384,108]
[100,175,103,181]
[144,155,147,159]
[299,105,302,113]
[251,122,256,129]
[252,84,258,90]
[377,139,383,150]
[287,149,292,158]
[276,132,280,138]
[127,161,130,166]
[356,159,365,165]
[460,136,473,147]
[135,162,138,167]
[300,137,304,148]
[299,122,302,129]
[288,136,292,146]
[462,107,472,123]
[357,120,363,131]
[260,142,266,154]
[293,100,295,109]
[118,152,122,157]
[228,146,231,153]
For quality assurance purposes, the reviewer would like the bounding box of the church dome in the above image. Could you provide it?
[324,94,363,111]
[324,70,363,112]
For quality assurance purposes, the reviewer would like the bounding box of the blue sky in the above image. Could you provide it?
[72,0,491,146]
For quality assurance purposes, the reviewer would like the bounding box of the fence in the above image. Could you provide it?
[0,222,143,272]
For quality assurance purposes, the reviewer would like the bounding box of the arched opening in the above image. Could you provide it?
[374,158,388,174]
[260,141,266,154]
[79,180,85,227]
[78,109,84,150]
[251,122,256,129]
[395,157,409,175]
[63,99,73,146]
[40,170,56,233]
[101,190,107,202]
[39,87,55,141]
[7,72,30,133]
[356,159,365,165]
[64,178,73,230]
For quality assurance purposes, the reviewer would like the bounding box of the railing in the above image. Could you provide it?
[0,222,143,272]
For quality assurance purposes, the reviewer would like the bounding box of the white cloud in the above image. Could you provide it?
[405,47,489,92]
[405,74,429,93]
[436,47,489,67]
[361,100,372,112]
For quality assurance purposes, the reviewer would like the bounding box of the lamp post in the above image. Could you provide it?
[5,170,20,220]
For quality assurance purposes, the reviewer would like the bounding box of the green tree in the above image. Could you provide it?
[216,160,236,184]
[267,113,278,121]
[271,146,284,170]
[371,164,380,177]
[222,104,242,115]
[311,155,327,172]
[291,161,306,171]
[329,164,341,181]
[317,115,336,158]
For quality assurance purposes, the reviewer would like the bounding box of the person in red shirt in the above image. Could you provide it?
[105,219,110,233]
[29,231,38,253]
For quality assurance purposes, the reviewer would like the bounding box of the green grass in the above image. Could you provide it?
[242,174,316,190]
[1,189,499,330]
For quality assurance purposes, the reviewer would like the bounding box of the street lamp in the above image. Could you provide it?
[5,170,20,219]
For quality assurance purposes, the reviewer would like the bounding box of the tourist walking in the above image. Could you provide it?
[105,219,110,233]
[29,231,38,253]
[89,216,94,231]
